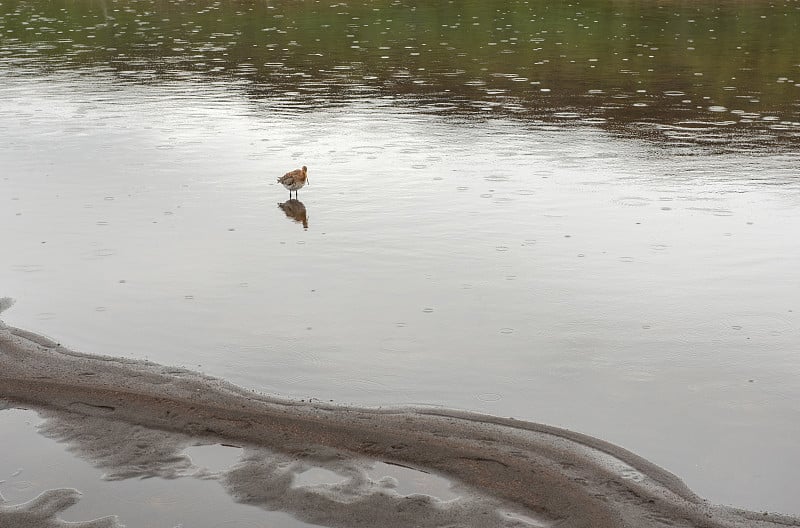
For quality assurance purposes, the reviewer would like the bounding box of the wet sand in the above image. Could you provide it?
[1,313,798,528]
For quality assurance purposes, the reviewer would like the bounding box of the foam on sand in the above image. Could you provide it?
[1,302,798,528]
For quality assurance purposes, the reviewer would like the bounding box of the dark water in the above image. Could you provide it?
[1,0,800,523]
[2,0,799,147]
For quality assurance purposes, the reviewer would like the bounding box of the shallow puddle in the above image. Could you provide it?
[0,407,319,527]
[1,405,535,527]
[293,462,460,502]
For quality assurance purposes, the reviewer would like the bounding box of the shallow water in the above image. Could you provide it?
[0,406,483,528]
[0,408,310,527]
[2,0,800,522]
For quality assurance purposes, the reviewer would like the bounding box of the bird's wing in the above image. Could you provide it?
[278,169,302,184]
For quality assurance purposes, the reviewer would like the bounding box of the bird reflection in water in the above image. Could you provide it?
[278,199,308,229]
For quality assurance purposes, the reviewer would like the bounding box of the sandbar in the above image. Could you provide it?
[1,312,798,528]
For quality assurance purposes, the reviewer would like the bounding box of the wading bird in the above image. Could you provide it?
[277,165,308,198]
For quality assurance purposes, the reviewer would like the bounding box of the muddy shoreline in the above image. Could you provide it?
[1,319,798,528]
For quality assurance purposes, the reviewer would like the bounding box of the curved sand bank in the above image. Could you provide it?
[1,315,798,528]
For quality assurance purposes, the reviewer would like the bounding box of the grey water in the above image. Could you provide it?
[1,0,800,524]
[0,406,471,527]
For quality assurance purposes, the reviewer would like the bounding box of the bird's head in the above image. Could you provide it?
[302,165,309,184]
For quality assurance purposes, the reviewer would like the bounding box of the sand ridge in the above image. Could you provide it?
[1,313,798,528]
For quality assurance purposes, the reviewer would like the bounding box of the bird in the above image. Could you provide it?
[277,165,308,198]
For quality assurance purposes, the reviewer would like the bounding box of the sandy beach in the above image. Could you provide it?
[2,311,798,528]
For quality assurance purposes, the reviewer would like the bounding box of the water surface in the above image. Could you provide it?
[1,0,799,521]
[0,406,474,528]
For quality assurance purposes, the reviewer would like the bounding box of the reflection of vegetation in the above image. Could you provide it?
[2,0,799,133]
